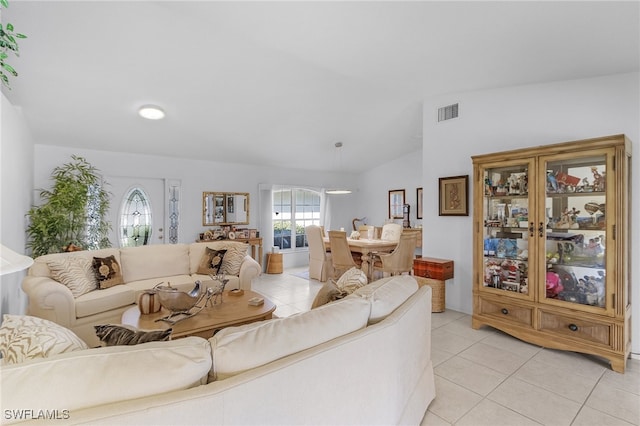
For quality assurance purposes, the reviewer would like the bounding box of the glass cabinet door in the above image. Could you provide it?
[541,151,610,310]
[481,161,534,299]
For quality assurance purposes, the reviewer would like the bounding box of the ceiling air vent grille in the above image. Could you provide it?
[438,103,459,122]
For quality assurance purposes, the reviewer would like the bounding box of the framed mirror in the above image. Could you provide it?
[203,192,249,226]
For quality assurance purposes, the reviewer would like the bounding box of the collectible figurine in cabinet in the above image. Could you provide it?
[591,167,605,192]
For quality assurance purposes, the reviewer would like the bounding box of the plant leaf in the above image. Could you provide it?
[2,62,17,75]
[16,33,26,39]
[6,23,13,32]
[0,0,9,9]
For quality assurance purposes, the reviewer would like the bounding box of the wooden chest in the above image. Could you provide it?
[413,257,454,281]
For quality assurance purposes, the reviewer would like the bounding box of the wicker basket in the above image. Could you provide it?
[413,276,445,313]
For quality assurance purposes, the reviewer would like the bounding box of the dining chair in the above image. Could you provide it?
[358,225,375,240]
[371,233,417,278]
[380,223,402,242]
[328,230,358,279]
[306,225,333,282]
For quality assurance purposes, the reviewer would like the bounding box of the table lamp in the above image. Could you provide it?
[0,244,34,276]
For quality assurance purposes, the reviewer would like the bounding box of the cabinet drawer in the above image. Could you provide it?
[478,297,533,327]
[538,310,611,348]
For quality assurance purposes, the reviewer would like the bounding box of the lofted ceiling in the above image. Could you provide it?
[2,1,638,173]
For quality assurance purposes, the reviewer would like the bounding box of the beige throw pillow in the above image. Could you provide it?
[48,256,98,297]
[220,244,248,276]
[335,267,368,293]
[0,315,88,365]
[311,280,347,309]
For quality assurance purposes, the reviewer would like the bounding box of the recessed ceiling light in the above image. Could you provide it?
[138,105,165,120]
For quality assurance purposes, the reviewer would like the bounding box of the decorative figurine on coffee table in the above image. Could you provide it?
[207,273,229,306]
[154,281,215,325]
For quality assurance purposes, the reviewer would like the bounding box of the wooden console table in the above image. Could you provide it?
[197,237,263,266]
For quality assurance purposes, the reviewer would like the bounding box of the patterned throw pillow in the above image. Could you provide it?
[0,314,88,365]
[94,324,172,346]
[92,255,124,289]
[220,244,248,276]
[197,248,227,275]
[310,280,347,309]
[336,267,368,293]
[48,256,98,297]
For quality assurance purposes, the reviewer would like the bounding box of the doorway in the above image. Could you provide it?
[107,176,166,247]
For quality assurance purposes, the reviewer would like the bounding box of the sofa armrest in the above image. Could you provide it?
[238,255,261,290]
[21,276,76,328]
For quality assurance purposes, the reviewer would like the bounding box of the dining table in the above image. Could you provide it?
[323,237,399,280]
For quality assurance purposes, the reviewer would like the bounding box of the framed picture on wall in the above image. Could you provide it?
[388,189,405,219]
[438,175,469,216]
[417,187,423,219]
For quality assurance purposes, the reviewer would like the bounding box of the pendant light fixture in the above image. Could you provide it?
[326,142,352,195]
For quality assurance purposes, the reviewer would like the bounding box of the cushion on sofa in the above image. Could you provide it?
[352,275,419,324]
[124,274,195,295]
[1,337,211,416]
[47,256,98,297]
[311,280,347,309]
[75,284,136,318]
[209,296,371,381]
[335,267,368,293]
[219,243,249,275]
[197,247,227,275]
[311,268,368,309]
[93,255,125,289]
[0,315,88,365]
[28,248,120,278]
[189,242,247,275]
[120,244,191,283]
[94,324,172,346]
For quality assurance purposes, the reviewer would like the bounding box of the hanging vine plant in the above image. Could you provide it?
[0,0,27,88]
[26,155,112,257]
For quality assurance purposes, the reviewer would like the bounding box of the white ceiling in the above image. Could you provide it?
[3,1,639,173]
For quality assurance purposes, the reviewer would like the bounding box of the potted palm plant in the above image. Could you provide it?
[26,155,112,257]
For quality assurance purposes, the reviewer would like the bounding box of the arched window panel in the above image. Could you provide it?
[120,187,152,247]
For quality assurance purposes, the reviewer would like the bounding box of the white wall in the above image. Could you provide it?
[1,93,34,316]
[355,150,423,229]
[421,72,640,355]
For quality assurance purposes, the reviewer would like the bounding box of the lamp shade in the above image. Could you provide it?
[0,244,34,276]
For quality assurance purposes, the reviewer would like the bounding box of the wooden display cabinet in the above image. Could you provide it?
[471,134,631,372]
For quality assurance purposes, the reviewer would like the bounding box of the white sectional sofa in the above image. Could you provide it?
[21,242,261,346]
[2,277,435,425]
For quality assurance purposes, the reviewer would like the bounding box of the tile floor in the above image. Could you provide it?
[252,266,640,426]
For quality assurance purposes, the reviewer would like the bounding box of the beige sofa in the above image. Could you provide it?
[2,276,435,425]
[21,242,261,346]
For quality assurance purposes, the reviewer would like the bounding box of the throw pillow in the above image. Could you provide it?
[0,314,88,365]
[196,247,227,275]
[92,255,124,289]
[220,244,248,276]
[94,324,172,346]
[47,256,98,297]
[335,267,368,293]
[311,280,348,309]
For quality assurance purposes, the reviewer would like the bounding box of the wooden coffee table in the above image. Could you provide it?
[121,290,276,339]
